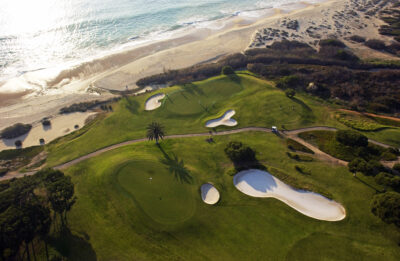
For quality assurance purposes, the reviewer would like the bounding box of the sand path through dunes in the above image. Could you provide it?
[233,169,346,221]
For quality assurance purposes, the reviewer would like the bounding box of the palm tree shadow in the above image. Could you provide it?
[157,145,193,184]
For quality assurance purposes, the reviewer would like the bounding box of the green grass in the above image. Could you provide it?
[45,74,338,167]
[116,160,196,225]
[61,132,400,260]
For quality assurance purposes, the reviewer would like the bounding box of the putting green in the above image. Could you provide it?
[116,160,197,225]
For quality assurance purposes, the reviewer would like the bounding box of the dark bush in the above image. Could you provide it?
[276,75,302,89]
[365,39,386,50]
[365,160,385,176]
[393,163,400,173]
[349,35,366,43]
[375,172,400,190]
[381,151,398,161]
[14,140,22,148]
[371,192,400,227]
[221,66,235,75]
[336,130,368,147]
[1,123,32,139]
[41,119,51,126]
[348,157,368,173]
[224,141,259,170]
[319,39,346,48]
[294,165,311,175]
[285,88,296,98]
[224,141,255,163]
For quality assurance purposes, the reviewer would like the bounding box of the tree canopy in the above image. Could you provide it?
[371,192,400,227]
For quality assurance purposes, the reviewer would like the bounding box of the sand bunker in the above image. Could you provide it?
[206,109,237,128]
[233,169,345,221]
[145,93,165,111]
[201,183,220,205]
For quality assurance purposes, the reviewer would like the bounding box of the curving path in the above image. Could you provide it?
[1,126,397,181]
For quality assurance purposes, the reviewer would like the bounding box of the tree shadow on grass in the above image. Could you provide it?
[291,97,312,112]
[48,227,97,261]
[124,98,140,114]
[157,145,193,184]
[228,74,241,84]
[181,83,205,96]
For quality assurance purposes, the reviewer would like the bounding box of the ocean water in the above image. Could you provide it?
[0,0,317,92]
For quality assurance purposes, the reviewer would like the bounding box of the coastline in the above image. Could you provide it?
[0,0,388,131]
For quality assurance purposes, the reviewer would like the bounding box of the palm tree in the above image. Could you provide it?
[146,122,165,144]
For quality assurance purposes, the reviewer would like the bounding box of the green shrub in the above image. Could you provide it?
[381,151,398,161]
[0,168,8,177]
[371,192,400,227]
[224,141,259,170]
[221,66,235,75]
[276,75,302,89]
[375,172,400,190]
[285,88,296,98]
[365,39,386,50]
[348,157,368,174]
[294,165,311,175]
[336,130,368,147]
[319,39,346,48]
[286,138,314,154]
[1,123,32,139]
[41,119,51,126]
[287,152,313,162]
[393,163,400,173]
[349,35,366,43]
[14,140,22,147]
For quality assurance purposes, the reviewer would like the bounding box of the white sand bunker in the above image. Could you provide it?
[145,93,165,111]
[233,169,346,221]
[206,109,237,128]
[201,183,220,205]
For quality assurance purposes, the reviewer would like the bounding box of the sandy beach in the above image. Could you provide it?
[0,112,96,152]
[0,0,394,132]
